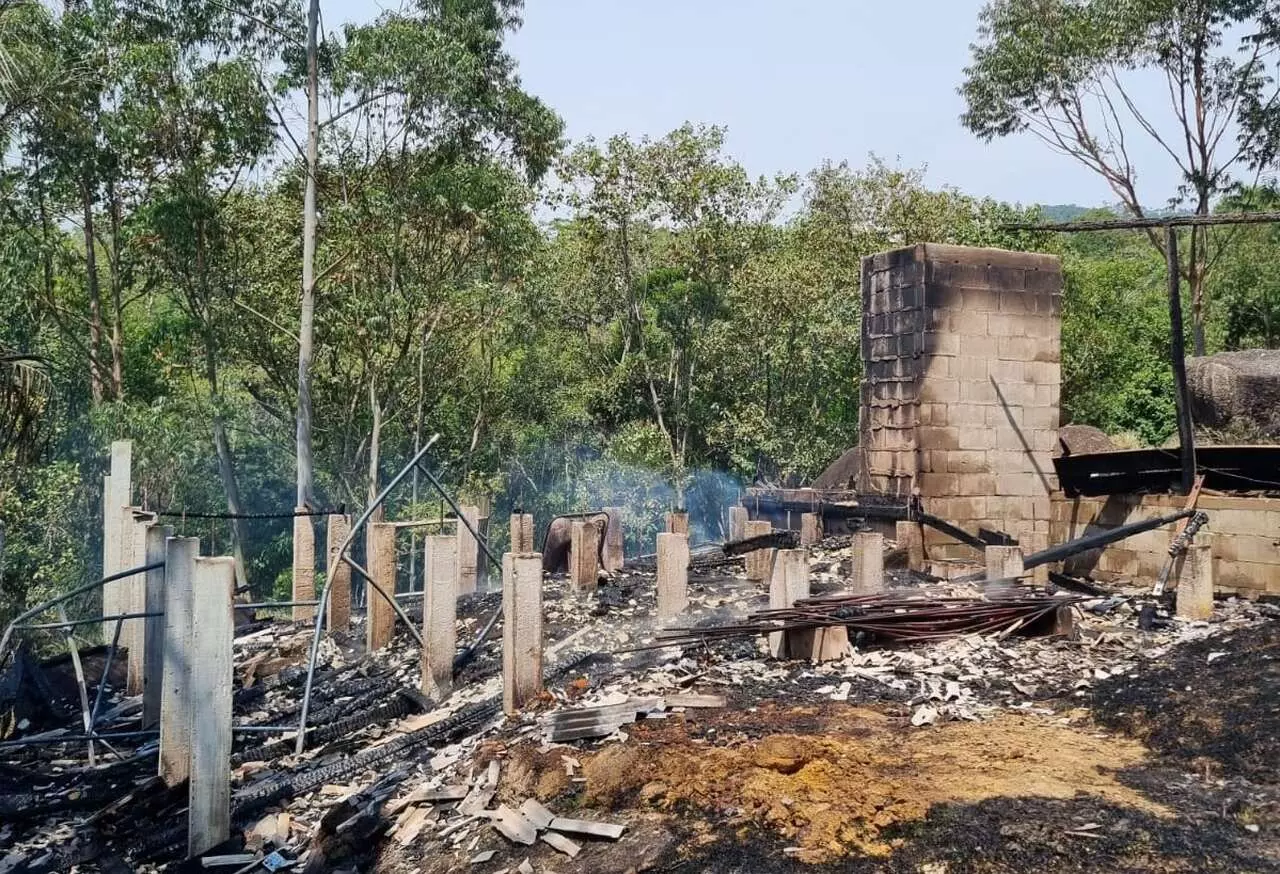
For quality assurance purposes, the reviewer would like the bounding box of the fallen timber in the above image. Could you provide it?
[629,591,1081,651]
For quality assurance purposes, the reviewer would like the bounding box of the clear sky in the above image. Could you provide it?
[327,0,1186,208]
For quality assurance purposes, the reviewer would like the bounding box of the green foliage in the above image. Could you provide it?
[4,0,1272,629]
[1059,237,1178,445]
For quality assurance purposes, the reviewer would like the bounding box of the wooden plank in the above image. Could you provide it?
[188,556,235,857]
[366,523,396,652]
[545,698,663,726]
[664,694,726,709]
[292,512,316,622]
[546,722,634,742]
[141,523,173,728]
[547,817,625,840]
[326,514,351,632]
[421,534,457,700]
[159,536,198,787]
[502,552,543,716]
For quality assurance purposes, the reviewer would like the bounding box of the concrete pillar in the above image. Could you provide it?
[985,545,1025,582]
[768,549,810,658]
[502,552,543,715]
[743,519,774,583]
[510,513,535,554]
[569,519,600,596]
[1176,541,1215,620]
[326,514,352,633]
[188,556,234,858]
[102,440,132,638]
[1028,532,1051,586]
[1054,604,1077,639]
[366,522,397,651]
[603,507,625,572]
[292,512,316,622]
[124,508,149,695]
[421,535,457,700]
[728,505,748,542]
[808,624,851,662]
[852,531,885,595]
[656,533,689,620]
[895,521,924,570]
[800,512,823,547]
[159,536,197,787]
[141,522,172,728]
[665,511,689,535]
[456,505,480,595]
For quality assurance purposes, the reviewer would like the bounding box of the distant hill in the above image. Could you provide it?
[1036,203,1188,223]
[1038,204,1095,222]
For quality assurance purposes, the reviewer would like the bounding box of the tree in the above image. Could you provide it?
[558,124,794,502]
[297,0,320,513]
[1210,187,1280,349]
[961,0,1280,355]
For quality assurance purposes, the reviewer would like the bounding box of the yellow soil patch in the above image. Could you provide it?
[552,710,1164,864]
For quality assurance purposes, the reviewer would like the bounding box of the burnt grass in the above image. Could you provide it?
[657,793,1274,873]
[1091,621,1280,784]
[643,619,1280,873]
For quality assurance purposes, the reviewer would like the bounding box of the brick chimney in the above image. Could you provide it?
[858,243,1062,557]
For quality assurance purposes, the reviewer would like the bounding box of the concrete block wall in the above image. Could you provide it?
[859,244,1063,556]
[1051,493,1280,597]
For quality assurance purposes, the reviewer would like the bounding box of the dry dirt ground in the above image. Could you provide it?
[377,621,1280,874]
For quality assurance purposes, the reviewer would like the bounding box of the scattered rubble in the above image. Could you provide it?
[0,533,1276,872]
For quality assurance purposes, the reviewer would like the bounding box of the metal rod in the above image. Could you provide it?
[88,616,125,736]
[414,461,502,569]
[0,561,164,666]
[57,605,96,767]
[296,434,440,754]
[1166,224,1197,494]
[0,730,159,748]
[414,459,506,673]
[18,611,162,631]
[1023,508,1195,569]
[1002,210,1280,231]
[338,553,425,648]
[231,725,296,733]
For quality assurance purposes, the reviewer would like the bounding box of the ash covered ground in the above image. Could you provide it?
[2,537,1278,873]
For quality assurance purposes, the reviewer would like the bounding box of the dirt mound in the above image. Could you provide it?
[516,709,1163,864]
